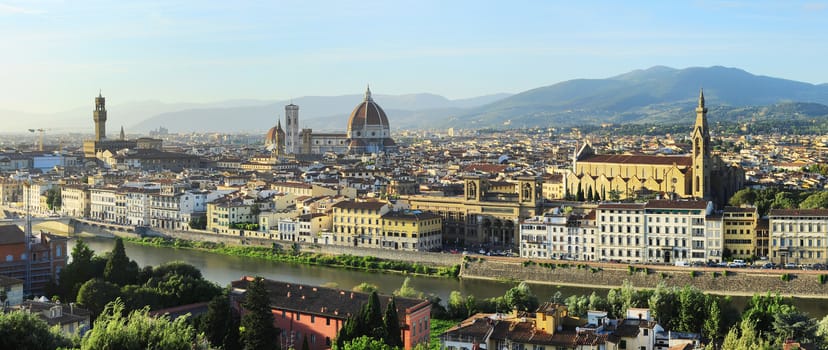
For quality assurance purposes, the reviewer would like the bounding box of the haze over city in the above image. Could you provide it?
[2,0,827,114]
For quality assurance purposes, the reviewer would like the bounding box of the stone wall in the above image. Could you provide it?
[461,258,828,297]
[138,227,462,267]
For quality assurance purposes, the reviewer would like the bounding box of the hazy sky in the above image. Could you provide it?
[1,0,826,113]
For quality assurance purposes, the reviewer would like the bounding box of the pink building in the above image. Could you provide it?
[231,276,432,350]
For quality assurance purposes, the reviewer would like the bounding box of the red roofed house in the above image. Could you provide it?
[231,276,431,350]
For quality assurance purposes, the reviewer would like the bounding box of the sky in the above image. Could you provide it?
[1,0,827,113]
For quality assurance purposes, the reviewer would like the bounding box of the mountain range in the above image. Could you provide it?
[4,65,828,134]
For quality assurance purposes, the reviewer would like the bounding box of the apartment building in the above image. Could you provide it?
[769,209,828,265]
[331,200,390,248]
[60,184,90,218]
[380,210,442,251]
[722,206,759,259]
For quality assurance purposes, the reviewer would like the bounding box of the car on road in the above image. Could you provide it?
[727,259,747,268]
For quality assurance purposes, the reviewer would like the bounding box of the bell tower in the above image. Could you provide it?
[285,103,300,154]
[691,89,710,199]
[93,92,107,141]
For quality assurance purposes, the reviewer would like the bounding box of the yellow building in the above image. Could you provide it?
[380,210,442,251]
[566,90,743,206]
[769,209,828,266]
[331,200,390,248]
[406,176,542,248]
[207,197,255,234]
[722,206,758,259]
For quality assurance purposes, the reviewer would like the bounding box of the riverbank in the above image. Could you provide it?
[122,236,461,279]
[69,221,828,299]
[462,257,828,299]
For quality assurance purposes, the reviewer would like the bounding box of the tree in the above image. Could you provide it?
[800,191,828,209]
[728,188,757,207]
[772,191,799,210]
[384,297,403,348]
[564,294,589,316]
[46,187,61,211]
[103,238,140,286]
[203,292,242,350]
[0,310,72,349]
[742,293,796,336]
[394,277,423,298]
[503,282,538,312]
[676,285,707,333]
[58,238,97,301]
[772,310,820,346]
[76,278,121,317]
[80,299,206,350]
[649,282,678,331]
[703,296,721,340]
[447,291,468,319]
[335,335,395,350]
[241,277,278,350]
[720,319,773,350]
[362,291,386,340]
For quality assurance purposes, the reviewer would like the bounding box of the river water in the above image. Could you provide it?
[70,237,828,319]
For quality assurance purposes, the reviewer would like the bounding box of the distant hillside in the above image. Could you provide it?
[129,93,511,133]
[450,66,828,128]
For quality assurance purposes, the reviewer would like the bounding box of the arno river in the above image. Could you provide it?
[71,237,828,319]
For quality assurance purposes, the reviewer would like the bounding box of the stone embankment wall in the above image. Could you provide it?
[127,227,462,267]
[461,258,828,297]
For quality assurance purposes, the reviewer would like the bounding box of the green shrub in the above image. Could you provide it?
[690,270,700,278]
[627,265,635,275]
[781,273,794,282]
[819,274,828,284]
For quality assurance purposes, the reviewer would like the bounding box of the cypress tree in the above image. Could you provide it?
[103,238,138,286]
[241,277,278,350]
[364,291,386,340]
[384,297,403,348]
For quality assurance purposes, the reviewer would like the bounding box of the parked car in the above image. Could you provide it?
[784,263,798,269]
[727,259,747,268]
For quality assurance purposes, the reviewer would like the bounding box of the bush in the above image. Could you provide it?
[819,274,828,284]
[628,265,635,275]
[781,273,794,282]
[690,271,700,278]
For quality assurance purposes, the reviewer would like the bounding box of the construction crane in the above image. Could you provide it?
[27,128,47,151]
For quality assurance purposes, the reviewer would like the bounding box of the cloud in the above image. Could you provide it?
[0,3,43,15]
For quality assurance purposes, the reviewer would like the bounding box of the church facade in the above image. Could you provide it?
[565,90,744,206]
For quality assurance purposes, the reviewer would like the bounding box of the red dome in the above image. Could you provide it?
[346,87,389,132]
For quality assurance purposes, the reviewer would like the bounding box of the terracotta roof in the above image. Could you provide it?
[769,209,828,217]
[382,210,441,221]
[645,200,708,209]
[463,164,508,173]
[0,225,25,245]
[597,203,645,210]
[332,201,387,211]
[231,277,429,323]
[346,91,390,132]
[580,154,692,166]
